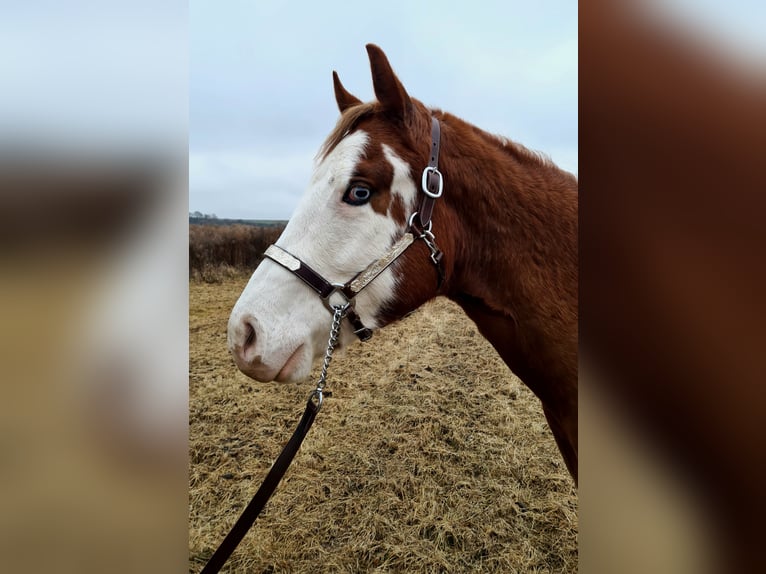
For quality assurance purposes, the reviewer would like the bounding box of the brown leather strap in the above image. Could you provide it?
[345,309,372,341]
[416,117,442,229]
[410,117,445,290]
[199,397,320,574]
[264,245,334,299]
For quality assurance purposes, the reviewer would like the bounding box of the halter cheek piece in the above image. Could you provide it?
[263,116,445,341]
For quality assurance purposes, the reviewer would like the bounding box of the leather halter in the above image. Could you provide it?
[263,116,445,341]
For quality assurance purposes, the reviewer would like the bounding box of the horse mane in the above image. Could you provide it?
[463,120,576,182]
[317,102,377,161]
[319,103,576,188]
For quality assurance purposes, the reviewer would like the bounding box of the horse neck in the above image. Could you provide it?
[438,115,578,393]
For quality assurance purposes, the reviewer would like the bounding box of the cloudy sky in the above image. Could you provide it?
[2,0,762,222]
[189,1,578,220]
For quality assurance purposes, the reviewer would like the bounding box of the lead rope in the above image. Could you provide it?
[199,305,347,574]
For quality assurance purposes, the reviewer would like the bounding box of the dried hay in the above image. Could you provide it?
[189,276,577,572]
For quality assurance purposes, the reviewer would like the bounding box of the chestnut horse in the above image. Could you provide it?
[227,45,578,481]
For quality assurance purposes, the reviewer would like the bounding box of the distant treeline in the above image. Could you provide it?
[189,216,287,228]
[190,223,285,282]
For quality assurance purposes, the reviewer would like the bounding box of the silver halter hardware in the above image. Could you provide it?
[322,283,355,313]
[421,166,443,198]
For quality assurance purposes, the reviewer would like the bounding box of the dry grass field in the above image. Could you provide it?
[189,275,578,573]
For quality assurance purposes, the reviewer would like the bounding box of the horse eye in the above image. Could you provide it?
[343,184,372,206]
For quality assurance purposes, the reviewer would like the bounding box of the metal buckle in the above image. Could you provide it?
[407,211,433,234]
[322,283,354,313]
[421,166,443,198]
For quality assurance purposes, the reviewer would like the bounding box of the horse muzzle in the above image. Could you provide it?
[227,312,311,383]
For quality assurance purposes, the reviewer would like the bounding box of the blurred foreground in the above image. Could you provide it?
[0,158,188,573]
[0,3,187,572]
[580,1,766,572]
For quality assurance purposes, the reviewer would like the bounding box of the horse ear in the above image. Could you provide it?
[333,71,362,113]
[366,43,412,119]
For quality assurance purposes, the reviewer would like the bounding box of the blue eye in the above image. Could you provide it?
[343,184,372,205]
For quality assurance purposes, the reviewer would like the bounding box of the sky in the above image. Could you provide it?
[1,1,763,220]
[0,2,187,152]
[189,1,578,220]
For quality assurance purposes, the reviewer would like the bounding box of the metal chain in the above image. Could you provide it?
[309,304,347,411]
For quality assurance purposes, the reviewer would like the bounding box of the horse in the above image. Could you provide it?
[227,44,578,482]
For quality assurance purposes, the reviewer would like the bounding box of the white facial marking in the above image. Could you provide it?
[382,143,419,211]
[228,130,418,383]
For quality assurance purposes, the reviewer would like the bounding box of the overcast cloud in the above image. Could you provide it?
[190,1,578,220]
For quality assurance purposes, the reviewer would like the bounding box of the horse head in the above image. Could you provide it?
[228,45,451,382]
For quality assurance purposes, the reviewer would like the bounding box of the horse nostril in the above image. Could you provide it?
[243,321,256,350]
[230,314,262,366]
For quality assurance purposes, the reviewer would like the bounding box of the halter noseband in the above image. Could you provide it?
[263,116,445,342]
